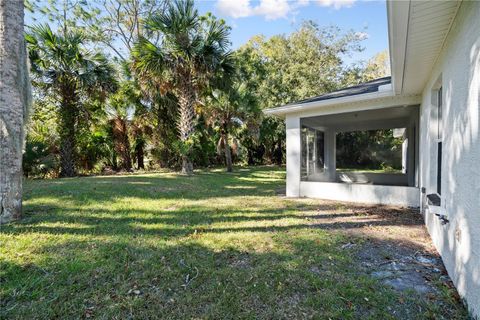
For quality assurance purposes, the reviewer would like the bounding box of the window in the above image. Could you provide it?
[301,126,325,180]
[437,87,443,195]
[437,87,442,140]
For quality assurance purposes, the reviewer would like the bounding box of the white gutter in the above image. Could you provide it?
[264,89,396,117]
[387,0,410,95]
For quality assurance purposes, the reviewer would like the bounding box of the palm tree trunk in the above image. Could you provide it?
[274,139,283,166]
[177,83,195,175]
[135,137,145,170]
[221,132,233,172]
[59,99,77,177]
[0,0,31,223]
[112,118,132,172]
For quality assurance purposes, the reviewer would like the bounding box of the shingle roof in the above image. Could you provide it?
[280,76,392,107]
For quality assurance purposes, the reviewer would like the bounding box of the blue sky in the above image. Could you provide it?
[26,0,388,65]
[195,0,389,64]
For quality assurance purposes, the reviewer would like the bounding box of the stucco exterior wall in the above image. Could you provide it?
[286,116,301,197]
[418,1,480,316]
[300,182,419,207]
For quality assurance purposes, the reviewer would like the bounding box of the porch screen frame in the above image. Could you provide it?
[301,125,326,181]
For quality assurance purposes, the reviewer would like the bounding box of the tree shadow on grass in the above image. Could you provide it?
[1,167,468,318]
[1,216,424,239]
[22,167,286,206]
[4,201,424,239]
[0,235,467,319]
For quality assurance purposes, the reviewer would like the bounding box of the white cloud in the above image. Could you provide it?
[297,0,310,5]
[315,0,356,9]
[254,0,291,20]
[355,31,369,40]
[216,0,355,20]
[216,0,253,19]
[216,0,305,21]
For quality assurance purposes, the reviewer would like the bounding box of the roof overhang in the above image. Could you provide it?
[387,0,461,95]
[265,0,460,117]
[264,90,421,118]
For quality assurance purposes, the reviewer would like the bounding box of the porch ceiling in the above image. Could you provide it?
[301,105,417,131]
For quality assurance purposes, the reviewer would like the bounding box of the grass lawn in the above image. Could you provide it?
[0,167,468,319]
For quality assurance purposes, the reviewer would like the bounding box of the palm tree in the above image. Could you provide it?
[0,0,31,223]
[130,104,154,170]
[26,24,116,177]
[131,0,233,174]
[205,82,259,172]
[105,80,146,171]
[105,107,133,172]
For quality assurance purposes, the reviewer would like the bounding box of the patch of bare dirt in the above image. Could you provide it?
[297,200,462,303]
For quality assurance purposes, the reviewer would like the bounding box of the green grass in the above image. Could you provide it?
[0,167,467,319]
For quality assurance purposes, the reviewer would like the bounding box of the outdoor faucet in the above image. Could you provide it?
[435,213,449,225]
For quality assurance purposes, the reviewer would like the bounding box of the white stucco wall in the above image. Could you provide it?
[419,1,480,316]
[286,116,301,197]
[300,182,419,207]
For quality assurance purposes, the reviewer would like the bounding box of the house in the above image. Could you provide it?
[265,0,479,316]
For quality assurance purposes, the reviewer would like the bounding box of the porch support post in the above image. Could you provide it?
[324,129,337,182]
[406,124,416,187]
[286,115,301,197]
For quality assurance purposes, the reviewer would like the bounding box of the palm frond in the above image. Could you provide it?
[204,19,231,52]
[26,23,116,99]
[147,0,199,38]
[131,36,167,76]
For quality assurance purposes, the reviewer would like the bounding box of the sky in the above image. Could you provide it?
[25,0,389,66]
[195,0,389,64]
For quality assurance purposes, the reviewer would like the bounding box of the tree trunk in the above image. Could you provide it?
[112,118,132,172]
[221,132,233,173]
[177,82,196,175]
[0,0,31,223]
[135,136,145,170]
[274,139,283,166]
[58,99,77,177]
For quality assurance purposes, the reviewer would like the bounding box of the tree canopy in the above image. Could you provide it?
[26,24,116,176]
[23,0,390,177]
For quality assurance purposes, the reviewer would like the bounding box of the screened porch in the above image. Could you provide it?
[300,105,419,188]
